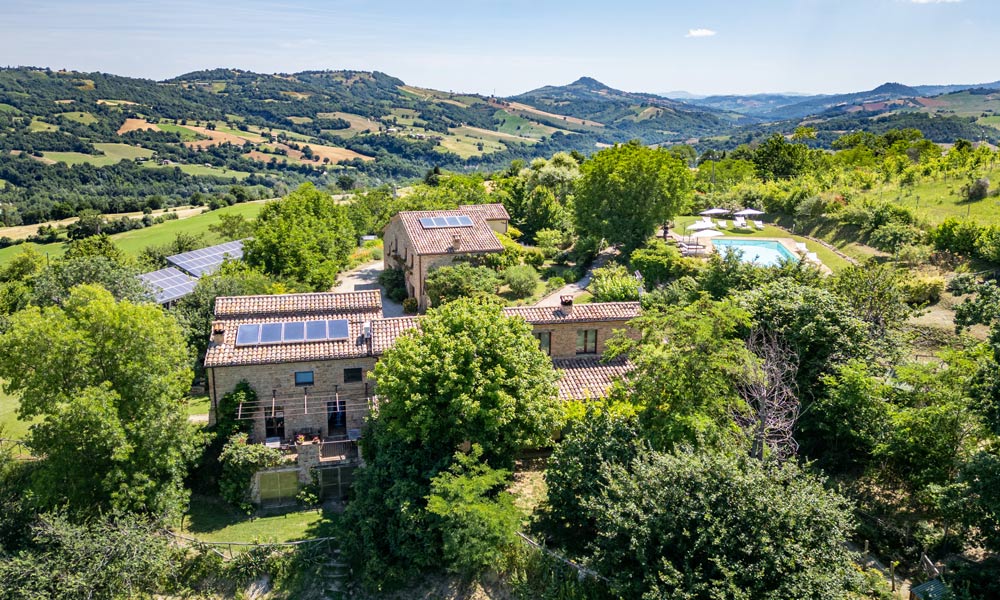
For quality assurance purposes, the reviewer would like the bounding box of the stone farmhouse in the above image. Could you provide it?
[204,289,639,499]
[382,204,510,311]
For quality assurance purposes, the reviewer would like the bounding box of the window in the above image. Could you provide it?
[265,407,285,439]
[344,367,363,383]
[576,329,597,355]
[294,371,314,386]
[534,332,551,356]
[327,399,346,432]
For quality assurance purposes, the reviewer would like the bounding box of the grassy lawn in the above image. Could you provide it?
[673,215,855,272]
[0,383,34,441]
[0,202,266,267]
[179,495,327,544]
[142,161,251,180]
[110,201,265,256]
[28,118,58,132]
[856,167,1000,227]
[186,395,211,418]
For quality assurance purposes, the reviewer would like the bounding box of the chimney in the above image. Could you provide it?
[452,233,462,251]
[363,321,372,340]
[559,295,574,317]
[211,321,226,345]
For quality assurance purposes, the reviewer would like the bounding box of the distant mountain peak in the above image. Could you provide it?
[570,76,608,89]
[871,82,919,96]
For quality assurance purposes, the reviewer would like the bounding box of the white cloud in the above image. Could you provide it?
[908,0,961,4]
[685,28,717,38]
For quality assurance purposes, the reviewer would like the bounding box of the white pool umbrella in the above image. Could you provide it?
[687,220,718,231]
[734,208,764,217]
[691,228,725,239]
[699,208,731,216]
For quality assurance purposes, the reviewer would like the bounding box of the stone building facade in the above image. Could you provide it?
[205,290,640,455]
[382,204,510,311]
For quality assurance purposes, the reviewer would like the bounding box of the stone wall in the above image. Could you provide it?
[535,319,637,358]
[209,356,377,440]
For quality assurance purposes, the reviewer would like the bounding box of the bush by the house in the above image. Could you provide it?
[590,264,640,302]
[503,265,540,299]
[218,433,283,513]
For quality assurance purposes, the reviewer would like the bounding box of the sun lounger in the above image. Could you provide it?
[795,242,808,253]
[718,220,728,229]
[754,220,765,230]
[806,252,819,263]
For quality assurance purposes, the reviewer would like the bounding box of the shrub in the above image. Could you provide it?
[895,244,933,267]
[962,177,990,202]
[378,267,408,302]
[425,263,500,307]
[522,247,545,268]
[630,240,701,286]
[402,297,418,314]
[546,276,566,292]
[930,218,982,255]
[570,235,602,267]
[901,275,945,305]
[589,264,640,302]
[869,222,925,253]
[503,265,540,298]
[218,433,283,513]
[484,233,524,270]
[976,225,1000,264]
[535,228,569,258]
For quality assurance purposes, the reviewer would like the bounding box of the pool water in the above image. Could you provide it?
[713,239,798,267]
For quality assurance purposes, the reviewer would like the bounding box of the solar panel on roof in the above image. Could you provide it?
[235,324,260,346]
[259,323,283,344]
[418,215,476,229]
[283,321,305,342]
[328,319,350,340]
[305,320,327,340]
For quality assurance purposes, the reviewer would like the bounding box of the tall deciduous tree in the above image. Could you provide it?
[574,141,693,255]
[244,183,356,291]
[0,285,198,517]
[587,449,860,599]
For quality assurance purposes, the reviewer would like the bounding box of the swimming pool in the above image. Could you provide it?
[713,239,798,267]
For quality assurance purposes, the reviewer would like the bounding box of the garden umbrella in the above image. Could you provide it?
[691,229,725,239]
[734,208,764,217]
[699,208,731,216]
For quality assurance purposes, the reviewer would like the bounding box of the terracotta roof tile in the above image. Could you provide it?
[214,290,382,320]
[552,357,633,401]
[503,302,640,325]
[459,203,511,221]
[205,318,370,368]
[394,208,504,256]
[370,316,422,355]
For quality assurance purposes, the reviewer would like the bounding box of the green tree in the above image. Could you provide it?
[828,262,912,359]
[32,256,150,307]
[372,298,560,465]
[63,233,126,263]
[574,142,693,255]
[218,433,282,512]
[344,299,560,588]
[426,445,521,577]
[208,212,253,241]
[424,263,500,307]
[542,404,641,552]
[502,264,540,299]
[0,512,175,600]
[0,285,198,517]
[589,263,641,302]
[587,449,860,599]
[609,297,751,450]
[244,183,356,291]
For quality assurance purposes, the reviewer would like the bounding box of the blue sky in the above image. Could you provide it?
[1,0,995,96]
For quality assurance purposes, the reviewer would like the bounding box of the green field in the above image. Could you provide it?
[57,111,98,125]
[214,124,264,142]
[44,142,154,166]
[436,131,507,158]
[857,166,1000,226]
[28,118,58,132]
[142,161,251,180]
[0,103,20,113]
[673,215,854,271]
[157,122,204,141]
[0,201,267,267]
[494,109,565,138]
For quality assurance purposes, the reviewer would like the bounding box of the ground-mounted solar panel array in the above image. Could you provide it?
[166,240,244,277]
[137,240,247,305]
[138,267,199,304]
[235,319,352,346]
[418,215,474,229]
